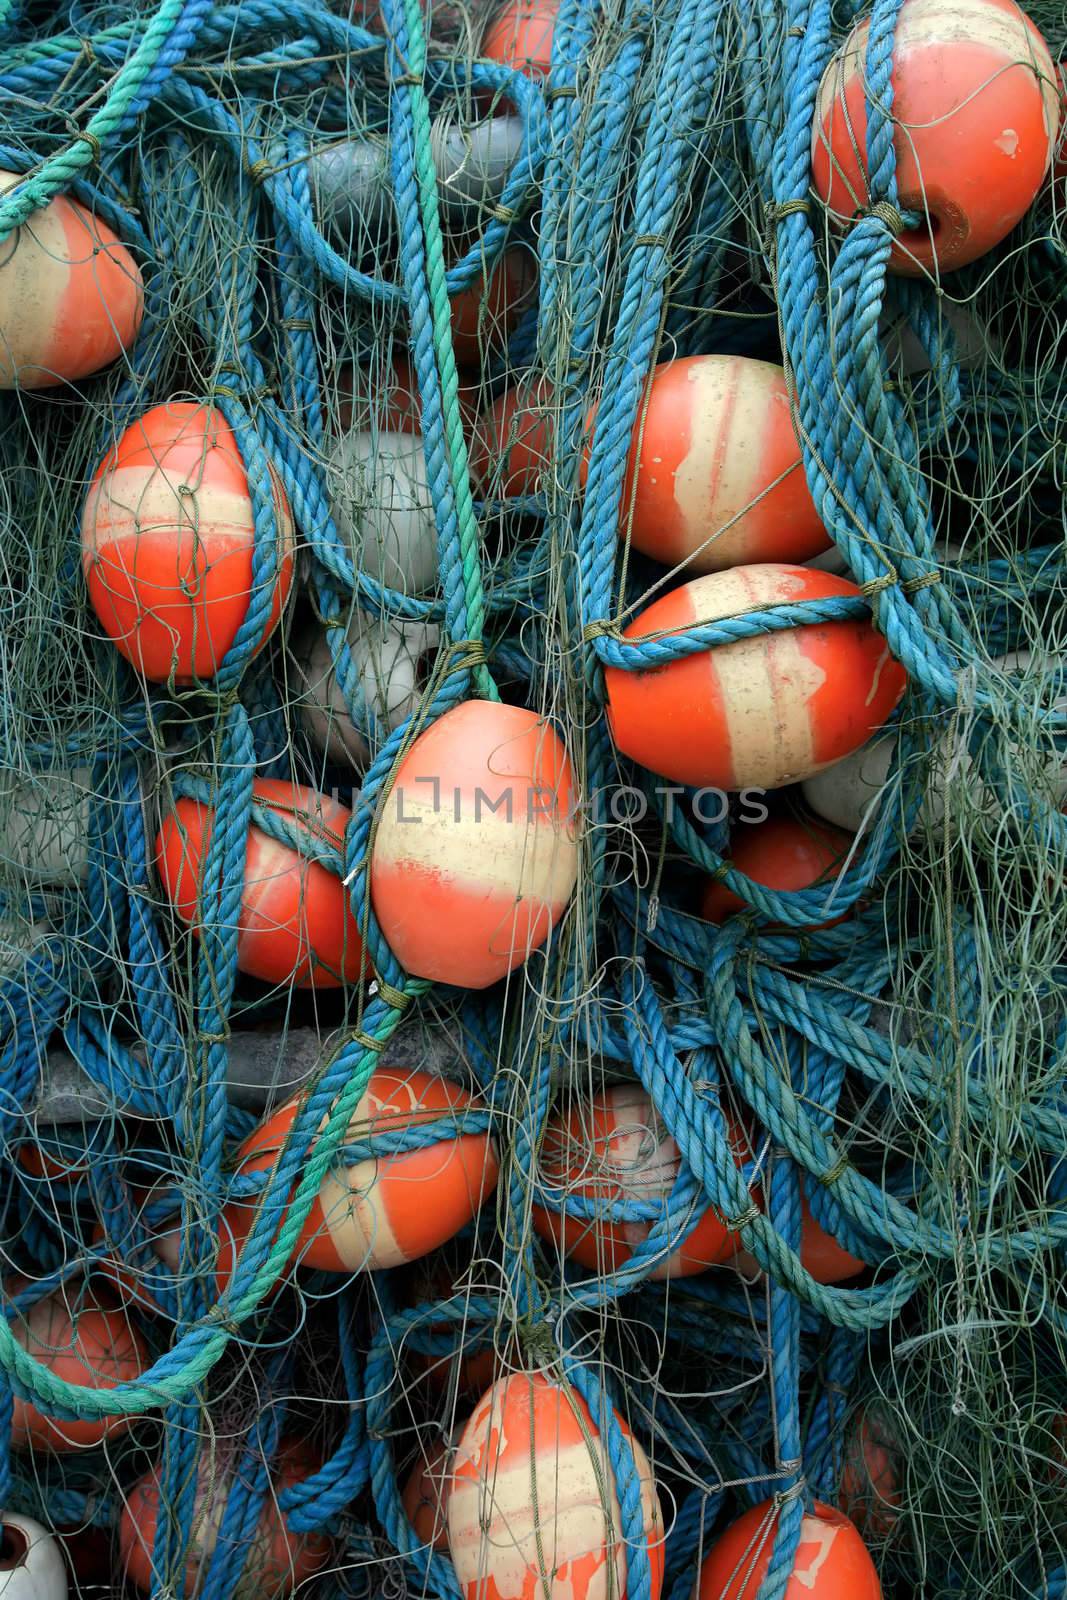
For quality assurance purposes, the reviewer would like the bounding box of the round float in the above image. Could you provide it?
[532,1083,750,1279]
[603,564,907,792]
[700,813,856,926]
[370,700,579,988]
[291,611,439,768]
[0,1512,68,1600]
[326,429,438,594]
[481,0,559,80]
[223,1066,499,1278]
[811,0,1059,275]
[697,1499,880,1600]
[448,1370,664,1600]
[838,1408,902,1538]
[155,779,366,990]
[448,246,536,368]
[82,402,295,683]
[7,1280,147,1452]
[0,171,143,389]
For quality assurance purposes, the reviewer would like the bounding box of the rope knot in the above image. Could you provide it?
[865,199,906,236]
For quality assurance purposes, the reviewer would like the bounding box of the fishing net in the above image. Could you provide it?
[0,0,1064,1596]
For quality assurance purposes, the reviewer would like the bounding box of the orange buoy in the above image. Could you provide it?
[471,375,556,497]
[700,814,856,926]
[402,1434,458,1552]
[604,565,906,792]
[7,1280,147,1451]
[448,1371,664,1600]
[333,356,480,440]
[222,1066,499,1277]
[596,357,829,573]
[0,173,143,389]
[838,1409,902,1538]
[481,0,558,80]
[119,1438,332,1598]
[697,1500,881,1600]
[448,246,537,368]
[155,779,367,990]
[1054,63,1067,178]
[732,1193,865,1285]
[370,700,579,989]
[532,1084,750,1279]
[82,402,295,683]
[811,0,1059,276]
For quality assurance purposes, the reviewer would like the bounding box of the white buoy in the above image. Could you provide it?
[880,301,990,377]
[802,650,1067,832]
[0,770,91,887]
[307,139,393,253]
[0,1512,67,1599]
[291,612,440,767]
[430,113,525,220]
[326,430,439,594]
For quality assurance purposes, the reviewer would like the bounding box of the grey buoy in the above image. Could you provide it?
[0,1513,67,1599]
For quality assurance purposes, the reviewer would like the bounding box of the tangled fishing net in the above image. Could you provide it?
[0,0,1064,1595]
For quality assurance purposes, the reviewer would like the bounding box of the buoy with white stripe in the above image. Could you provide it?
[7,1279,147,1452]
[370,701,579,988]
[697,1499,881,1600]
[119,1439,331,1598]
[448,1371,665,1600]
[82,403,296,683]
[0,172,143,389]
[326,429,438,594]
[802,648,1067,832]
[0,1512,68,1599]
[812,0,1059,275]
[601,356,830,573]
[700,813,856,926]
[532,1084,751,1279]
[154,779,367,989]
[603,564,907,792]
[291,613,440,768]
[481,0,559,80]
[222,1066,499,1278]
[402,1434,458,1553]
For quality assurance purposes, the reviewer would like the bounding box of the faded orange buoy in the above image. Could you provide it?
[82,403,295,683]
[532,1084,749,1279]
[604,565,906,792]
[119,1438,331,1598]
[697,1500,881,1600]
[448,1371,664,1600]
[700,814,856,926]
[812,0,1059,275]
[403,1435,457,1552]
[155,779,367,990]
[222,1067,499,1277]
[370,701,579,989]
[0,173,143,389]
[449,246,537,368]
[7,1280,147,1451]
[481,0,558,80]
[839,1409,902,1537]
[600,357,829,572]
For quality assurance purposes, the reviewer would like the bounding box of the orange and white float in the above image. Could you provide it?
[0,1512,68,1600]
[0,173,143,389]
[481,0,559,80]
[291,612,440,768]
[118,1438,331,1598]
[154,779,367,990]
[448,1370,665,1600]
[811,0,1059,275]
[402,1434,458,1552]
[601,356,829,573]
[603,564,907,792]
[700,813,856,926]
[697,1499,881,1600]
[6,1279,147,1451]
[82,403,295,683]
[326,429,439,594]
[532,1084,750,1278]
[370,700,579,988]
[222,1066,499,1277]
